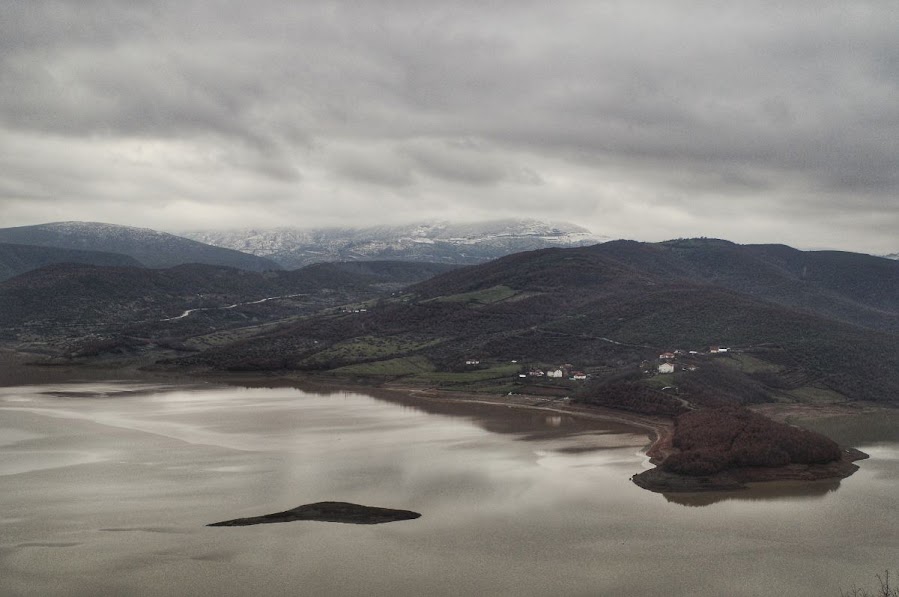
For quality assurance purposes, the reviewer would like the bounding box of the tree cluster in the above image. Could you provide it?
[577,381,687,417]
[662,406,842,476]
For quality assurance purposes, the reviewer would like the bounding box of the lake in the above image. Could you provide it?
[1,382,897,596]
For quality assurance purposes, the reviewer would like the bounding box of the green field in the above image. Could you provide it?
[721,353,783,373]
[429,285,519,305]
[410,364,521,384]
[302,335,441,365]
[331,355,436,376]
[781,385,849,404]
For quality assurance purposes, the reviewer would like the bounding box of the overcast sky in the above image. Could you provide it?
[1,1,897,253]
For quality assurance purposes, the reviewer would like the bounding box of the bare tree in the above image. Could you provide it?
[841,570,899,597]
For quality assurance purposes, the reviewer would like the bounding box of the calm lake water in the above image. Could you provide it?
[1,382,897,597]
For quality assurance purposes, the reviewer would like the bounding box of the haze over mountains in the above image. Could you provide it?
[0,242,142,282]
[182,219,607,268]
[0,219,605,279]
[0,222,279,272]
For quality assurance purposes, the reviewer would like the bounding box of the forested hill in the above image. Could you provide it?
[0,260,458,335]
[0,222,279,271]
[174,239,899,405]
[412,238,899,333]
[0,242,142,282]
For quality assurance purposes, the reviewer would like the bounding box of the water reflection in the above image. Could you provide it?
[663,478,843,507]
[361,388,644,443]
[1,382,897,597]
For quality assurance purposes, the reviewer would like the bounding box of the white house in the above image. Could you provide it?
[547,369,564,378]
[658,362,675,374]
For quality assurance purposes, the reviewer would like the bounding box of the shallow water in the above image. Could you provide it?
[0,383,897,597]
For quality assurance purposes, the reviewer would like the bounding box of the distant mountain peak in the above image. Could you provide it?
[181,219,607,268]
[0,221,279,271]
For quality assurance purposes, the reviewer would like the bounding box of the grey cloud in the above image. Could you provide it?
[331,148,413,188]
[0,1,897,252]
[400,139,507,186]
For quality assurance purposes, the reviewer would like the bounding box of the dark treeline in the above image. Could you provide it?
[577,377,688,417]
[662,407,842,476]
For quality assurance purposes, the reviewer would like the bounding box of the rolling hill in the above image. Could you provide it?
[0,222,279,271]
[0,260,458,355]
[0,242,142,282]
[170,239,899,405]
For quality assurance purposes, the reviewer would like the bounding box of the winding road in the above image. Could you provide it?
[160,293,308,322]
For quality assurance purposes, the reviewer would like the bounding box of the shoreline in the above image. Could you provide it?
[186,372,876,494]
[0,356,876,494]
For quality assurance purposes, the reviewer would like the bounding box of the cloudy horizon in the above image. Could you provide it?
[1,2,897,254]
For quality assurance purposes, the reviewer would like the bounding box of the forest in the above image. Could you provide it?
[661,407,843,476]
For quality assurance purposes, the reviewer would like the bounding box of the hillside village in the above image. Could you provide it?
[459,344,732,393]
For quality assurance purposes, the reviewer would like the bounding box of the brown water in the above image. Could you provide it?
[1,383,897,597]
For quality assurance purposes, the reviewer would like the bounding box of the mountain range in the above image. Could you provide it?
[2,231,896,407]
[0,222,279,271]
[167,239,899,405]
[181,219,607,268]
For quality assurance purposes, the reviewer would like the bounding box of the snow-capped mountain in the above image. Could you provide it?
[0,222,279,271]
[182,219,607,269]
[885,253,899,260]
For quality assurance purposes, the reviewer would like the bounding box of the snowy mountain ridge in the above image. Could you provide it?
[182,219,607,268]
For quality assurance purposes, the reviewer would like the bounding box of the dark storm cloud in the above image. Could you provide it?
[0,1,896,252]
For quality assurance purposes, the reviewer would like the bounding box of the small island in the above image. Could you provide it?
[207,501,422,526]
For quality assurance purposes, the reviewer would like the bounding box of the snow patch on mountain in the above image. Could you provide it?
[182,219,608,268]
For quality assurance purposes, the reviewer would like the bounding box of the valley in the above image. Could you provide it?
[2,227,897,498]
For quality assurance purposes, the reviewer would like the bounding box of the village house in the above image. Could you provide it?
[658,362,675,374]
[547,369,564,378]
[528,369,545,377]
[570,371,587,380]
[659,352,676,360]
[465,359,480,365]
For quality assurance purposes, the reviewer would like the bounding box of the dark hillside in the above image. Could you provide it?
[300,261,460,287]
[177,247,899,404]
[0,242,142,281]
[411,246,651,298]
[593,239,899,332]
[0,262,395,333]
[0,222,279,271]
[413,238,899,333]
[0,260,458,356]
